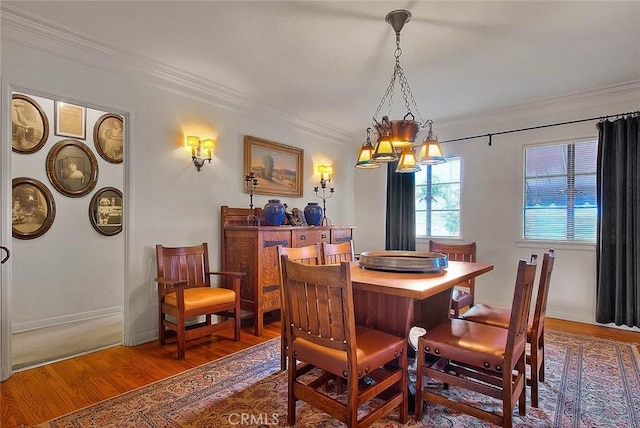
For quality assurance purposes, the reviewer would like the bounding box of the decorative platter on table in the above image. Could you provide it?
[359,251,448,273]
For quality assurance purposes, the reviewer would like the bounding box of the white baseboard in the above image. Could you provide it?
[12,307,123,333]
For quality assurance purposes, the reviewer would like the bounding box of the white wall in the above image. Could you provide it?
[0,12,356,372]
[355,82,640,328]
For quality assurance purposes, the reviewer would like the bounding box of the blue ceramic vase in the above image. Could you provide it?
[303,202,323,226]
[263,199,285,226]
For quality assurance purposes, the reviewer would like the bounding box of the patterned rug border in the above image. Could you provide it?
[36,338,281,426]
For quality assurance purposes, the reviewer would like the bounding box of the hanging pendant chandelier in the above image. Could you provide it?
[355,9,445,172]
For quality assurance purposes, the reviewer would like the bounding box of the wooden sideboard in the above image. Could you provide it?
[220,206,355,336]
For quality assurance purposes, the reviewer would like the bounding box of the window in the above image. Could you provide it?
[523,141,597,241]
[415,156,461,237]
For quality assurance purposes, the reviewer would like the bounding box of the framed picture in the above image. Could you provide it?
[89,187,123,236]
[244,135,304,197]
[55,101,86,139]
[94,113,124,163]
[46,139,99,197]
[12,94,49,154]
[12,177,56,240]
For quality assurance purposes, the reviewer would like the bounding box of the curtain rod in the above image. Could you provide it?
[440,110,639,146]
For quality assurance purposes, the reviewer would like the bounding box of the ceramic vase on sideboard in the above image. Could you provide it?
[303,202,323,226]
[263,199,285,226]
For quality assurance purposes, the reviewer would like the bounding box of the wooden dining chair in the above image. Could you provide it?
[322,240,355,264]
[155,243,244,360]
[461,249,556,407]
[281,257,408,427]
[276,244,322,370]
[415,256,538,428]
[428,240,477,317]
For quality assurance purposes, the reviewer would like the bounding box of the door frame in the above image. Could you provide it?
[1,80,13,381]
[0,80,131,380]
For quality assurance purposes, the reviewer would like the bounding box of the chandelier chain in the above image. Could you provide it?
[371,30,425,127]
[373,68,396,125]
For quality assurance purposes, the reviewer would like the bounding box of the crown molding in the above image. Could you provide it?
[0,4,355,145]
[436,80,640,128]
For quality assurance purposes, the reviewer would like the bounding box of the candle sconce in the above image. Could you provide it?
[314,165,334,226]
[186,136,215,172]
[244,172,260,225]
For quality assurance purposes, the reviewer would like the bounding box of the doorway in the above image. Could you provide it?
[5,89,126,374]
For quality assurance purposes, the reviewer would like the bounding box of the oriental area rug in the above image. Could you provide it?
[38,330,640,428]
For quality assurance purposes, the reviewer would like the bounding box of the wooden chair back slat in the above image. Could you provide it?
[322,241,355,264]
[283,257,351,349]
[279,243,321,265]
[276,244,322,370]
[428,240,477,315]
[156,243,211,289]
[531,250,556,338]
[505,257,538,356]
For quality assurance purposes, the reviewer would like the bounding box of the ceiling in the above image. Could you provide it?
[5,1,640,140]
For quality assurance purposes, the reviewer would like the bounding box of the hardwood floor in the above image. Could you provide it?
[1,317,639,427]
[1,318,281,428]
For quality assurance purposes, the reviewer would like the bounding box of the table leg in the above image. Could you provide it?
[352,289,414,338]
[412,288,452,331]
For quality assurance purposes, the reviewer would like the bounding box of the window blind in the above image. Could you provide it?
[523,141,597,241]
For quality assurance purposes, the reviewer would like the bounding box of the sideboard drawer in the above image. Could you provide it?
[292,228,330,247]
[331,228,353,244]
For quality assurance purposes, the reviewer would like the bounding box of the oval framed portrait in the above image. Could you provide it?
[93,113,124,163]
[12,177,56,240]
[89,187,123,236]
[12,94,50,154]
[46,139,99,198]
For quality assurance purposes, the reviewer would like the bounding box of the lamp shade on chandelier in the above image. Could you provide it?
[355,9,445,172]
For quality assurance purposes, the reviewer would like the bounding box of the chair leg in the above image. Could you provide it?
[346,377,358,427]
[280,320,287,371]
[530,351,539,408]
[414,338,425,421]
[539,331,545,382]
[530,332,544,407]
[177,314,186,360]
[399,345,408,424]
[517,354,527,417]
[286,351,297,426]
[158,312,166,345]
[234,305,241,342]
[502,374,514,428]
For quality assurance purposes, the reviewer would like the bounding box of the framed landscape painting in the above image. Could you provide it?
[243,136,303,197]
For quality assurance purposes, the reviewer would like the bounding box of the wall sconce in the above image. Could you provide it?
[317,165,333,185]
[186,136,215,172]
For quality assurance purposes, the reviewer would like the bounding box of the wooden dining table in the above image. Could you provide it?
[349,260,494,338]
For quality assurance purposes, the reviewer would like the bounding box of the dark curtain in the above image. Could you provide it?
[385,162,416,250]
[596,114,640,327]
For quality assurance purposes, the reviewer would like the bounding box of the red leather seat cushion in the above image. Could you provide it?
[460,304,510,328]
[292,325,404,379]
[421,318,525,372]
[461,304,535,337]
